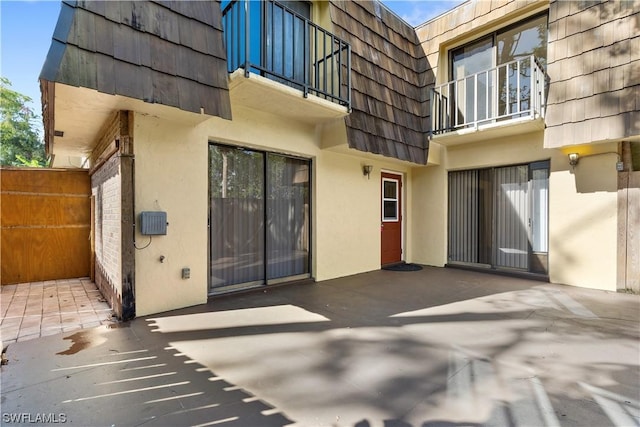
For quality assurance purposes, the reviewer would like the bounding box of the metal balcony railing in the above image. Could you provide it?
[431,55,546,135]
[222,0,351,109]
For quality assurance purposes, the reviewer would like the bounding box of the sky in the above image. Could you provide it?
[0,0,464,129]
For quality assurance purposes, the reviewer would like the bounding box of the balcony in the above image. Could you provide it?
[222,0,351,122]
[431,56,546,144]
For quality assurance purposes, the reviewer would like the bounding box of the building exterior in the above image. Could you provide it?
[39,0,639,319]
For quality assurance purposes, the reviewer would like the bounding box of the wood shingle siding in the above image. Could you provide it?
[40,0,232,120]
[544,0,639,147]
[329,1,429,165]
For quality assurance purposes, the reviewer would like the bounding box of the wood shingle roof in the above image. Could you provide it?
[329,0,429,164]
[40,0,232,120]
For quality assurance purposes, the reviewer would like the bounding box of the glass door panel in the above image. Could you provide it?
[497,14,548,118]
[530,162,549,274]
[209,145,265,290]
[266,154,310,281]
[451,36,494,127]
[493,165,529,270]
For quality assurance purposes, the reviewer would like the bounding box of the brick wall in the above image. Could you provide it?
[91,154,122,317]
[545,0,640,147]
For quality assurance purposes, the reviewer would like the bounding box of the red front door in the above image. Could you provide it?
[381,172,402,265]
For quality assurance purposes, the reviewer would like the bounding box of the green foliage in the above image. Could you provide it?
[0,77,47,167]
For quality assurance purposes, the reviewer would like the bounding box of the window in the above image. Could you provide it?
[452,36,494,81]
[497,14,548,68]
[450,13,548,80]
[445,13,548,128]
[382,178,399,221]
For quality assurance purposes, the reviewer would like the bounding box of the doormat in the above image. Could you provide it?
[382,263,423,272]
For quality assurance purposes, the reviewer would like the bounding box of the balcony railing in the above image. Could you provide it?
[431,56,546,135]
[222,0,351,109]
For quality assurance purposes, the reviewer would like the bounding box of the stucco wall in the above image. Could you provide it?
[206,105,416,281]
[211,107,415,280]
[411,164,447,267]
[548,144,619,290]
[133,105,414,315]
[133,114,209,316]
[411,134,619,291]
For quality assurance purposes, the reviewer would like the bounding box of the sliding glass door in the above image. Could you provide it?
[448,161,549,274]
[209,144,311,293]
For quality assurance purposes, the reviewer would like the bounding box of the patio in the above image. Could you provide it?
[1,267,638,426]
[1,278,113,345]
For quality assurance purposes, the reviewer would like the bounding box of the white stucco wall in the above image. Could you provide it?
[133,114,210,316]
[411,162,447,267]
[411,132,619,291]
[133,105,414,316]
[548,147,619,290]
[133,108,620,317]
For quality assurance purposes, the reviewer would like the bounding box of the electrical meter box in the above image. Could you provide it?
[139,211,167,235]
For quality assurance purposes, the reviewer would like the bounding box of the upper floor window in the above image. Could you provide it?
[432,12,548,133]
[450,13,548,80]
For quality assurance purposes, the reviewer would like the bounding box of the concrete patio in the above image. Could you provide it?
[1,267,639,426]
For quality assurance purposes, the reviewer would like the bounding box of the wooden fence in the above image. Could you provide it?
[1,168,91,285]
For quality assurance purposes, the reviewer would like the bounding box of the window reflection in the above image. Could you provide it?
[497,14,548,68]
[448,13,548,127]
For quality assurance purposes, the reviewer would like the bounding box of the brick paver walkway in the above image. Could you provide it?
[1,278,113,345]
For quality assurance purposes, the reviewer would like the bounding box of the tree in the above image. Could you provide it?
[0,77,47,167]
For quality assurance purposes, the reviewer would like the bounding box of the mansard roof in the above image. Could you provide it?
[329,1,429,164]
[40,0,232,119]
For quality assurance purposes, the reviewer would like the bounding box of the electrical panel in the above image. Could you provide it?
[140,211,167,235]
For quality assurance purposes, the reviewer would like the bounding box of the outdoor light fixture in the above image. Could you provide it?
[567,151,622,170]
[363,165,373,179]
[568,153,579,166]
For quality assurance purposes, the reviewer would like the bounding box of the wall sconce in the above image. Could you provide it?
[568,153,579,166]
[568,151,623,170]
[362,165,373,179]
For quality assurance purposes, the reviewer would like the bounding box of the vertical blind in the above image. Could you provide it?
[448,169,479,264]
[448,162,548,272]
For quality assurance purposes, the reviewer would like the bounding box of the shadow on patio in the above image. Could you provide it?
[1,267,638,426]
[144,267,640,426]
